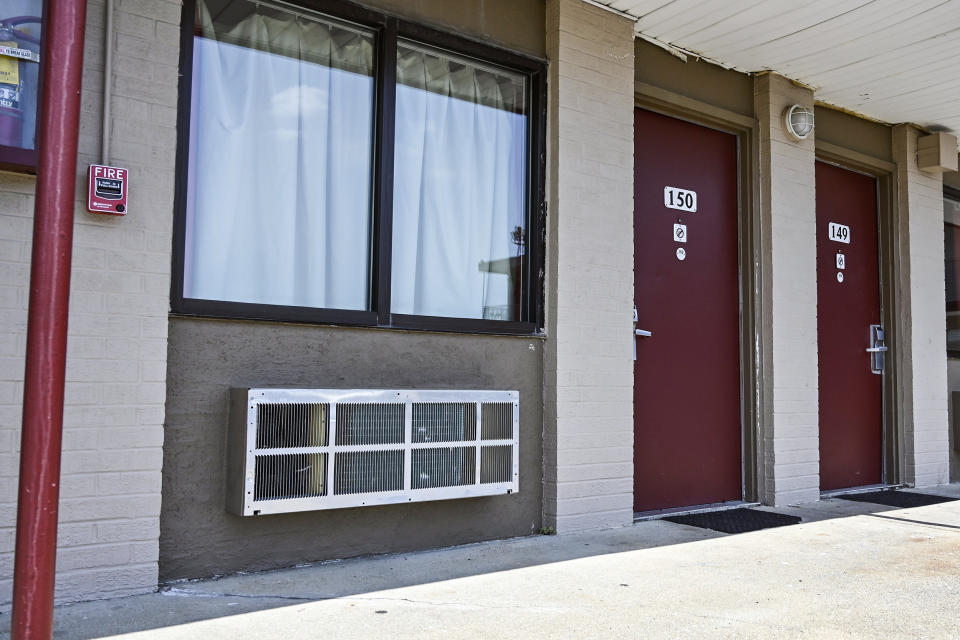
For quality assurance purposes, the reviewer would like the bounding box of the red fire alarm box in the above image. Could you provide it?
[87,164,128,215]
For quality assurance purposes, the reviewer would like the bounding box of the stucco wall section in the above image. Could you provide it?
[635,38,754,119]
[161,320,543,581]
[814,106,892,163]
[543,0,635,531]
[755,73,821,506]
[893,125,950,487]
[0,0,179,610]
[359,0,545,58]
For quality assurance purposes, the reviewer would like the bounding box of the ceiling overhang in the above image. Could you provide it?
[585,0,960,146]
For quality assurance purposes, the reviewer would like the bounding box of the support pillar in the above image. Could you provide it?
[543,0,635,530]
[755,73,821,506]
[893,124,950,487]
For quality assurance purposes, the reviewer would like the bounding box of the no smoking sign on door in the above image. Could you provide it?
[673,223,687,243]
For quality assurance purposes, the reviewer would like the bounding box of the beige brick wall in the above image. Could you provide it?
[0,0,179,609]
[892,124,950,487]
[543,0,635,531]
[755,73,821,506]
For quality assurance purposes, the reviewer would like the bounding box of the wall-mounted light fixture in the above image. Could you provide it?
[783,104,815,141]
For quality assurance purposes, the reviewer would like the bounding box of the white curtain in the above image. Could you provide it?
[184,1,374,310]
[391,43,528,320]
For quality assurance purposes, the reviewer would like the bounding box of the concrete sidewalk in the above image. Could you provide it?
[3,487,960,639]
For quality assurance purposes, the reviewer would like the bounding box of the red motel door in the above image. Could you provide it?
[816,161,883,491]
[633,108,742,512]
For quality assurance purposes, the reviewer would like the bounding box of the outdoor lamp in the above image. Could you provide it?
[783,104,815,141]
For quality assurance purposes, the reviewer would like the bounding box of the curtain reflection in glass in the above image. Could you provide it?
[391,42,528,320]
[184,0,375,310]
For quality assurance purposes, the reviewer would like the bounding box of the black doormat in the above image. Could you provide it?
[664,508,801,534]
[837,490,957,508]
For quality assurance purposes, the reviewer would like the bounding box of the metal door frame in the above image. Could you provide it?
[634,84,761,502]
[815,142,899,487]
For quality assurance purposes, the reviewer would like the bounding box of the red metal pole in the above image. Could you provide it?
[11,1,88,639]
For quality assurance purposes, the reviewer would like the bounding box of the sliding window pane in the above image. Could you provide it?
[184,0,375,310]
[392,42,529,320]
[945,195,960,353]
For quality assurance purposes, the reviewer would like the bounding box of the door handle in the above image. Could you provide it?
[867,324,886,374]
[633,305,650,361]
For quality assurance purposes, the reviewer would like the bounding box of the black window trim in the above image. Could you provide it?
[171,0,547,336]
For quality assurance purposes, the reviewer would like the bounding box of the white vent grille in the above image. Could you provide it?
[227,389,519,516]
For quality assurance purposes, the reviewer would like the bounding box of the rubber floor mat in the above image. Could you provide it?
[664,508,801,534]
[837,490,957,508]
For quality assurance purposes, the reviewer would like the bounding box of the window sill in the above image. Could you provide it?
[170,301,543,338]
[0,146,38,174]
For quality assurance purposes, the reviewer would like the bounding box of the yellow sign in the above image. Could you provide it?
[0,42,20,86]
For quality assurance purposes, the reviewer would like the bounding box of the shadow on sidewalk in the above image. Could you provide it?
[2,490,959,640]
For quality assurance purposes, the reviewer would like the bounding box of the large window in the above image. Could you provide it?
[0,0,44,172]
[945,190,960,356]
[173,0,545,333]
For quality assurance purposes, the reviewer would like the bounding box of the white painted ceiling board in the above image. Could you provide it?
[588,0,960,137]
[737,3,952,71]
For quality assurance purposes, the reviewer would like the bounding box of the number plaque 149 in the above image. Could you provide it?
[828,222,851,244]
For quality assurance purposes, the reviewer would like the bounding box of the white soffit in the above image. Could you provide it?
[595,0,960,138]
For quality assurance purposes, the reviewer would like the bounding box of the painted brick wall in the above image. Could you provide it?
[0,0,180,609]
[893,124,950,487]
[755,73,821,506]
[543,0,635,531]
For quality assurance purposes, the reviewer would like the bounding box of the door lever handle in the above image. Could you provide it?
[867,324,886,375]
[635,329,652,337]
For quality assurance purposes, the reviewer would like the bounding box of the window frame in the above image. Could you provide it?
[945,185,960,358]
[171,0,547,335]
[0,0,48,173]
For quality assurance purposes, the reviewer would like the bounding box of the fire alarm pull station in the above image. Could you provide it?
[88,164,128,215]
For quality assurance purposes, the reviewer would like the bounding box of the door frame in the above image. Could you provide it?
[815,142,900,487]
[634,83,761,503]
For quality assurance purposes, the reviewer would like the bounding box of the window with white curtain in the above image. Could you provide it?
[184,0,375,311]
[175,0,544,332]
[392,43,527,321]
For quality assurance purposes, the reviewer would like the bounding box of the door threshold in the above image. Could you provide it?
[634,500,759,522]
[820,483,902,499]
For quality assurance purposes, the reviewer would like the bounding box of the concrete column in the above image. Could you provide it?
[754,73,821,506]
[892,125,950,487]
[543,0,635,531]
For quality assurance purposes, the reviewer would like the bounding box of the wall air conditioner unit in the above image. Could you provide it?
[227,389,519,516]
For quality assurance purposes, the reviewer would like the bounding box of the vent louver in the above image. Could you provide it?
[227,389,519,516]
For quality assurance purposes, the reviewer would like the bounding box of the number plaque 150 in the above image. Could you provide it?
[664,186,697,212]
